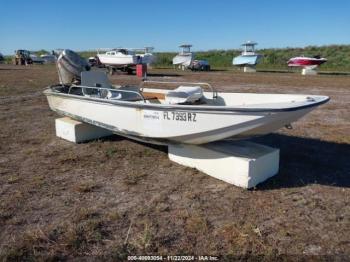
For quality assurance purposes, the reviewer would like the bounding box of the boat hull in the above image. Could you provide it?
[233,55,262,66]
[287,57,327,67]
[173,54,194,67]
[44,90,326,145]
[97,54,140,67]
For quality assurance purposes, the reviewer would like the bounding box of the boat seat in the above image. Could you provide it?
[81,71,112,88]
[165,86,203,104]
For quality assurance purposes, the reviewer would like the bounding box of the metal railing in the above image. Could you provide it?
[141,80,218,99]
[67,85,145,102]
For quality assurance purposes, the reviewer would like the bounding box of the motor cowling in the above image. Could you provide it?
[57,49,90,85]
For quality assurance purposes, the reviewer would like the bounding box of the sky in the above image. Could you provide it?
[0,0,349,55]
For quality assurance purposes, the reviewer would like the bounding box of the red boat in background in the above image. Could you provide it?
[287,56,327,68]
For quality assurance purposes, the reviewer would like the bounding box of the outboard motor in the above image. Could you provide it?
[57,49,90,85]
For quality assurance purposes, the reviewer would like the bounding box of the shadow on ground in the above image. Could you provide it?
[253,134,350,189]
[319,71,350,76]
[0,67,27,71]
[96,134,168,153]
[257,69,293,74]
[98,133,350,190]
[146,73,181,77]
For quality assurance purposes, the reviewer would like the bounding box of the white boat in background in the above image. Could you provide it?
[233,41,262,66]
[97,48,141,67]
[173,44,194,69]
[97,47,155,67]
[45,50,329,145]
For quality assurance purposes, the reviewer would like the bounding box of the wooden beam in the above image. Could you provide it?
[142,92,166,100]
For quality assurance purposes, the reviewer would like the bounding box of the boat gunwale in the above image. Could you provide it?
[43,86,330,113]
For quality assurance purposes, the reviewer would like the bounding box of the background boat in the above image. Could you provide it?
[233,41,262,66]
[173,44,194,68]
[288,56,327,68]
[97,48,141,67]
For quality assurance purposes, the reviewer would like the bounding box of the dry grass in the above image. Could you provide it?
[73,181,100,193]
[0,65,349,260]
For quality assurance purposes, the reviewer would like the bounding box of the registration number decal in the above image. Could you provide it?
[163,111,197,122]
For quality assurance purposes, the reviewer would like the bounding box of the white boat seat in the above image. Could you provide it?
[165,86,203,104]
[81,71,111,88]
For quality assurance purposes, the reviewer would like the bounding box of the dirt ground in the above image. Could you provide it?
[0,64,349,261]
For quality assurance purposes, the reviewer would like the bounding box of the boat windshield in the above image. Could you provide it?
[244,45,255,52]
[182,47,190,53]
[115,49,135,55]
[241,41,257,54]
[180,45,192,54]
[118,49,128,55]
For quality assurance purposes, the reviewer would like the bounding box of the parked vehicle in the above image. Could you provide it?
[40,54,57,64]
[30,54,45,64]
[189,60,210,71]
[13,50,33,65]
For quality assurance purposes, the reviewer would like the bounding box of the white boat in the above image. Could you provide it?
[45,50,329,145]
[233,41,262,66]
[97,48,141,67]
[44,80,329,145]
[173,45,194,68]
